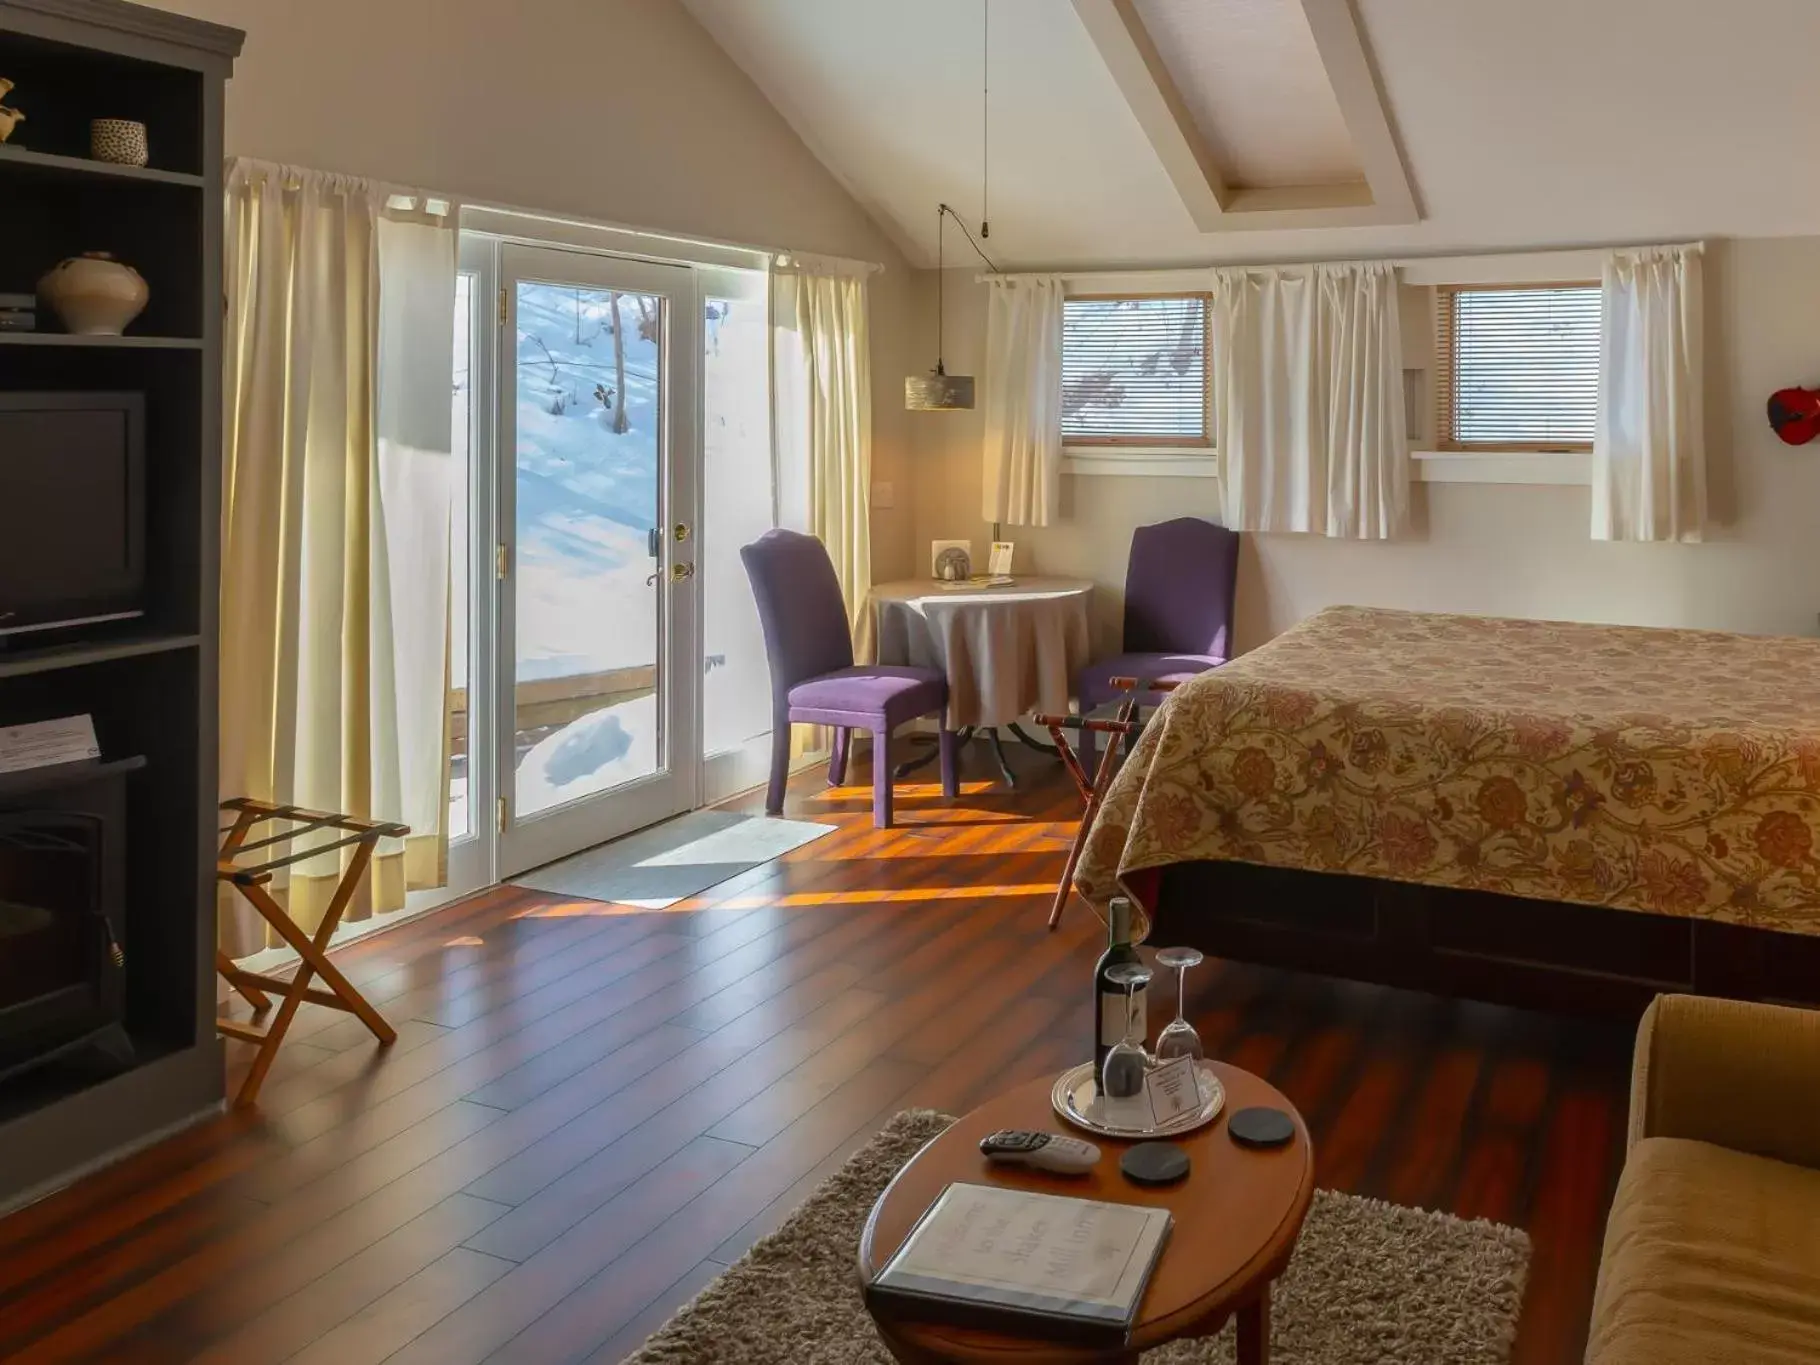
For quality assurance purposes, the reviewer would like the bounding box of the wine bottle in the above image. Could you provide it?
[1093,896,1145,1083]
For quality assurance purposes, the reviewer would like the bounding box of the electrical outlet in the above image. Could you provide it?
[872,481,896,510]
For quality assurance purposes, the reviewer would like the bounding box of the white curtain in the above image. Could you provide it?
[1214,262,1408,539]
[220,160,458,954]
[1593,245,1706,542]
[771,262,873,636]
[981,274,1065,526]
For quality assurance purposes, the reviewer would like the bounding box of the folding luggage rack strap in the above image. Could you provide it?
[1033,677,1181,932]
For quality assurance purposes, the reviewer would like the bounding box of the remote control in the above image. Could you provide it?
[978,1130,1102,1175]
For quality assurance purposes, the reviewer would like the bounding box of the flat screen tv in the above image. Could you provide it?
[0,393,146,637]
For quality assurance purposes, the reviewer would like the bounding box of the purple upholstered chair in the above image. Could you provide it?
[741,529,959,828]
[1076,517,1241,770]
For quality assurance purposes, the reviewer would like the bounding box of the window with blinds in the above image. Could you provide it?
[1434,283,1601,451]
[1062,293,1211,446]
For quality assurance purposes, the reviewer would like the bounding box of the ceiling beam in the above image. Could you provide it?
[1071,0,1230,226]
[1074,0,1420,232]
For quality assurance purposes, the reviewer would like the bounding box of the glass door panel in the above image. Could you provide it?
[497,245,699,876]
[700,270,776,801]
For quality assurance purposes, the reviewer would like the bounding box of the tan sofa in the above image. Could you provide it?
[1586,994,1820,1363]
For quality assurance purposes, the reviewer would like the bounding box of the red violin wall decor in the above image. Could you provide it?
[1768,386,1820,444]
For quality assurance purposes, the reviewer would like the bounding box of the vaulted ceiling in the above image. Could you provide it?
[682,0,1820,270]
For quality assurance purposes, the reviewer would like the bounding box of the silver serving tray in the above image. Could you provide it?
[1051,1061,1226,1139]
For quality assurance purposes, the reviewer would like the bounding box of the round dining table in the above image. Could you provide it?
[858,576,1094,784]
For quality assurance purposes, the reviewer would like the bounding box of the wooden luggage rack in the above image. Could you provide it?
[1034,676,1182,932]
[215,798,408,1107]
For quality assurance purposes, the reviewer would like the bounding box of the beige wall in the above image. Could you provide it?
[909,237,1820,654]
[168,0,917,578]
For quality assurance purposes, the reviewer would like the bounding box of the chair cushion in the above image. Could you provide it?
[1587,1136,1820,1365]
[788,665,947,727]
[1077,652,1224,712]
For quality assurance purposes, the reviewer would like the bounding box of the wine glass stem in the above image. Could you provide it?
[1175,965,1187,1026]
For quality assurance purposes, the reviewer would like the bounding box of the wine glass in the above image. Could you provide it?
[1153,946,1205,1063]
[1100,961,1153,1100]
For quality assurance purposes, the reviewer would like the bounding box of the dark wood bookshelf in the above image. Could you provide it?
[0,629,201,679]
[0,0,241,1214]
[0,332,203,347]
[0,141,205,186]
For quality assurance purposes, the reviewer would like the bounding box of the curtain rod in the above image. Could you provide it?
[463,201,881,276]
[226,157,453,214]
[975,239,1705,283]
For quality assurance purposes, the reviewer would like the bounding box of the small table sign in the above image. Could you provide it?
[1144,1055,1203,1126]
[0,715,100,775]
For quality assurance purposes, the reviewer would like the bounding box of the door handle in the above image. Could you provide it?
[671,562,696,582]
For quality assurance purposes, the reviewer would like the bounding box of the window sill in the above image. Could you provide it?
[1063,448,1219,478]
[1412,450,1591,486]
[1058,449,1587,486]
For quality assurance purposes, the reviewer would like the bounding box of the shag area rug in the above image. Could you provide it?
[626,1110,1531,1365]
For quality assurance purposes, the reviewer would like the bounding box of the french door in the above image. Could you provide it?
[491,245,702,877]
[444,235,779,898]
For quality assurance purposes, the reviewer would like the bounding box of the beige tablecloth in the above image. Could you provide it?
[858,577,1093,729]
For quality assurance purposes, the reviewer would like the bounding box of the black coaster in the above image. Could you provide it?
[1120,1141,1190,1186]
[1228,1106,1296,1149]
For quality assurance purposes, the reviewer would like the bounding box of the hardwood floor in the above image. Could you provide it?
[0,742,1632,1364]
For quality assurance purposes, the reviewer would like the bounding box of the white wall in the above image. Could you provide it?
[910,237,1820,654]
[166,0,917,578]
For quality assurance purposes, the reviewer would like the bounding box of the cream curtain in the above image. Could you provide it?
[1214,262,1408,539]
[1593,244,1706,542]
[219,160,458,954]
[981,274,1065,527]
[771,262,873,635]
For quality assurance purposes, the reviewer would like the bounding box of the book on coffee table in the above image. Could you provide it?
[863,1181,1172,1347]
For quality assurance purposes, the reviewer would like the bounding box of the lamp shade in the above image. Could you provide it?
[905,369,976,411]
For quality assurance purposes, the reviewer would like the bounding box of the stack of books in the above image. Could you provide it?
[0,293,35,333]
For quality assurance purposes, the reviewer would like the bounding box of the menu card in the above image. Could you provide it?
[865,1182,1172,1345]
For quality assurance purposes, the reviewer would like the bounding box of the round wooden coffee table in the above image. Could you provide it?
[858,1064,1313,1365]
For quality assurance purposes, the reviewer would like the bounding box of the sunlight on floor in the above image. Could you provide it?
[809,779,1004,800]
[712,882,1055,909]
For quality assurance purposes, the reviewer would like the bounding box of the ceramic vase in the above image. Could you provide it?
[37,253,149,336]
[90,118,148,167]
[0,77,22,144]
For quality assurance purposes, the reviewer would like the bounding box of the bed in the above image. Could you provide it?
[1075,605,1820,1014]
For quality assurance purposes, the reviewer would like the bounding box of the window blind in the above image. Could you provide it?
[1061,294,1211,446]
[1434,283,1600,451]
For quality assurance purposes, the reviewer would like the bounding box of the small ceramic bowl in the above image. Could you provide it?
[90,118,148,167]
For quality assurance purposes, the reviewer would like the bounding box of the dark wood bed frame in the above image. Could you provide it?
[1150,858,1820,1018]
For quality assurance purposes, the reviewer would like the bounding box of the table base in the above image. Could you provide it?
[894,725,1057,788]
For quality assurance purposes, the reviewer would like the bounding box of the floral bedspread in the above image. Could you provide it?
[1075,605,1820,938]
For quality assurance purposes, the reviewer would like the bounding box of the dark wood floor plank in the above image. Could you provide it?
[172,1191,511,1363]
[1381,1045,1486,1211]
[581,1257,723,1365]
[0,745,1632,1365]
[287,1246,515,1365]
[488,1057,931,1364]
[708,992,1075,1269]
[387,1137,754,1365]
[460,985,888,1254]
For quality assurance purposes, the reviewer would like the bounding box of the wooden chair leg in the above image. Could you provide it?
[873,726,894,829]
[828,727,850,787]
[765,719,791,814]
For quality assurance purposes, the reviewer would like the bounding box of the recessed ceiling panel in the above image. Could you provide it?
[1132,0,1361,189]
